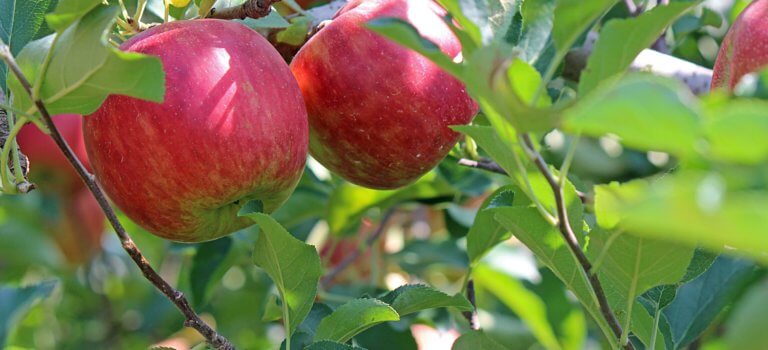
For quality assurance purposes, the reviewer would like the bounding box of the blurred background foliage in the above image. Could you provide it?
[2,0,768,349]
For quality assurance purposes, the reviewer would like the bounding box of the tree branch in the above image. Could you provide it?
[520,134,633,350]
[461,279,480,330]
[458,157,592,205]
[207,0,282,20]
[320,210,395,289]
[0,44,235,350]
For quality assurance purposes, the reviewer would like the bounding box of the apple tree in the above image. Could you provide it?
[0,0,767,349]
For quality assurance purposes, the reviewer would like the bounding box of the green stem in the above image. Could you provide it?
[164,0,170,23]
[281,292,291,350]
[1,117,27,193]
[0,101,36,119]
[134,0,148,27]
[117,0,130,19]
[649,307,662,350]
[559,135,580,187]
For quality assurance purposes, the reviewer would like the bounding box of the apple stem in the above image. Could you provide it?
[0,44,236,350]
[320,209,395,289]
[206,0,282,20]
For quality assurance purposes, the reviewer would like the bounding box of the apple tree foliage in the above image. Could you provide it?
[0,0,767,349]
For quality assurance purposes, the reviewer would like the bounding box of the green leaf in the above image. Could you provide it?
[466,186,515,265]
[0,0,54,92]
[490,207,616,345]
[378,284,473,316]
[474,265,563,350]
[0,280,57,347]
[579,2,699,95]
[595,172,768,264]
[563,74,702,158]
[587,227,694,346]
[663,256,756,348]
[314,299,399,343]
[552,0,617,53]
[239,9,290,29]
[305,341,366,350]
[452,125,519,177]
[366,17,463,78]
[190,237,233,308]
[355,323,418,350]
[724,281,768,349]
[9,5,165,118]
[275,17,310,45]
[241,212,322,336]
[451,330,509,350]
[516,0,556,70]
[44,0,101,32]
[436,0,489,45]
[705,99,768,164]
[281,303,334,350]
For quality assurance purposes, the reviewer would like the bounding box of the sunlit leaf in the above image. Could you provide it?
[314,299,399,343]
[239,210,323,335]
[378,284,472,316]
[579,2,699,95]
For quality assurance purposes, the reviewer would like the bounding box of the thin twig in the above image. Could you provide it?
[461,279,480,330]
[520,134,633,350]
[207,0,281,20]
[321,210,395,288]
[457,157,592,205]
[0,44,235,350]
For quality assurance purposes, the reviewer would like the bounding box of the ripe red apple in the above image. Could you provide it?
[84,20,308,242]
[290,0,478,189]
[712,0,768,89]
[17,114,91,193]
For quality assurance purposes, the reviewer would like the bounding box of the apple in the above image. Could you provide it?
[712,0,768,89]
[320,218,386,286]
[46,188,105,264]
[17,114,91,193]
[84,20,308,242]
[290,0,478,189]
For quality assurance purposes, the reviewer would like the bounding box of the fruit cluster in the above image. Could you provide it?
[18,0,768,246]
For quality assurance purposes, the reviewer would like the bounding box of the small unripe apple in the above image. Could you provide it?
[712,0,768,89]
[84,20,308,242]
[17,114,90,193]
[290,0,478,189]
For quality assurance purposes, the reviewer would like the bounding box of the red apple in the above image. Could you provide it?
[712,0,768,89]
[84,20,308,242]
[46,188,105,264]
[17,114,90,193]
[290,0,478,189]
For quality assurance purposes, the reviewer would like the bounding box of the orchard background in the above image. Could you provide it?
[1,0,767,349]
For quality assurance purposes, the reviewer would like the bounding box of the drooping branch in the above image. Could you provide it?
[520,134,633,350]
[207,0,282,20]
[0,44,235,350]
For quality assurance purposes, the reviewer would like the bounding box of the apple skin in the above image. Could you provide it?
[712,0,768,89]
[17,114,91,193]
[290,0,478,189]
[84,20,308,242]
